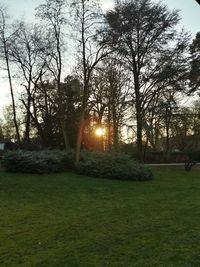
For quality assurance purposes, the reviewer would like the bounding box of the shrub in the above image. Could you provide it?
[2,150,75,174]
[2,150,152,181]
[77,151,152,181]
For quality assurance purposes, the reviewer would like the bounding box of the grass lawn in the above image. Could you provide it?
[1,167,200,267]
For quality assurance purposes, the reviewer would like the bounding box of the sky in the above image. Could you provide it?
[0,0,199,117]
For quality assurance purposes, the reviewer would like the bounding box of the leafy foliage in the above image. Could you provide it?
[103,0,189,161]
[77,151,153,181]
[2,150,75,174]
[2,150,152,181]
[190,32,200,92]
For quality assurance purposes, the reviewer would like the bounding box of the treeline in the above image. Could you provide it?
[0,0,199,162]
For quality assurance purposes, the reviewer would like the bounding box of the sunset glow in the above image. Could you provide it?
[95,128,105,137]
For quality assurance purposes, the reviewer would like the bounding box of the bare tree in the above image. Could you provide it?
[36,0,70,150]
[89,61,131,150]
[9,21,49,144]
[0,6,20,144]
[71,0,112,163]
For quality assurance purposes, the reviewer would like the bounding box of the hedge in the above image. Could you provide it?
[77,151,152,181]
[2,150,153,181]
[1,150,75,174]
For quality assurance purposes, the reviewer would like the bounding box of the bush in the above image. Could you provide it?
[2,150,75,174]
[2,150,152,181]
[77,151,152,181]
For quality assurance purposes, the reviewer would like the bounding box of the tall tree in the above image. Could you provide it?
[9,21,49,144]
[36,0,70,150]
[88,62,130,151]
[0,6,20,144]
[32,77,81,148]
[104,0,189,161]
[71,0,111,163]
[190,32,200,92]
[1,105,22,141]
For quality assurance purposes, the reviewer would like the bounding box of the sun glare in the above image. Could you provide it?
[95,128,105,137]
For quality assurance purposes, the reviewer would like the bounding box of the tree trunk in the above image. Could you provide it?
[113,117,119,151]
[107,99,112,150]
[75,108,85,164]
[5,49,21,144]
[166,121,170,152]
[24,97,31,144]
[136,112,143,162]
[57,75,70,151]
[61,123,70,151]
[135,78,143,162]
[112,95,119,151]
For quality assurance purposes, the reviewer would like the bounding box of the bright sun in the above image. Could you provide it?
[95,128,105,137]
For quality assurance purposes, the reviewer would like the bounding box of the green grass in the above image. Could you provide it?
[0,167,200,267]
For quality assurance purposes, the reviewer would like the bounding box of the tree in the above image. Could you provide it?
[9,21,49,144]
[86,61,130,151]
[31,76,81,148]
[71,0,111,163]
[158,91,179,152]
[104,0,189,161]
[191,100,200,135]
[0,6,20,144]
[0,119,4,140]
[72,61,130,153]
[36,0,70,150]
[190,32,200,92]
[1,105,22,141]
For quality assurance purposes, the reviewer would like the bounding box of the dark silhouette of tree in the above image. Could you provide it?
[71,0,112,163]
[32,76,81,148]
[9,22,49,144]
[36,0,70,150]
[1,105,22,141]
[88,62,130,151]
[0,6,20,144]
[103,0,189,161]
[190,32,200,92]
